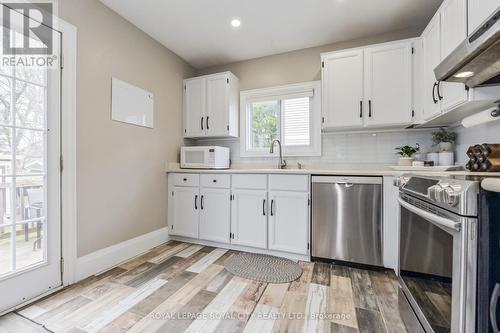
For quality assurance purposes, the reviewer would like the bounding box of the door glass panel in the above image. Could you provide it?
[15,81,46,129]
[0,227,12,276]
[15,129,44,175]
[15,221,44,270]
[0,76,13,125]
[0,127,13,175]
[399,206,453,332]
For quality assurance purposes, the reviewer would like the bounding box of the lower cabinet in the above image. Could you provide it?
[230,189,268,249]
[200,187,231,243]
[170,186,199,238]
[268,191,309,255]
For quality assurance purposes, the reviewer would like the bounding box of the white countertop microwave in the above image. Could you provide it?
[180,146,230,169]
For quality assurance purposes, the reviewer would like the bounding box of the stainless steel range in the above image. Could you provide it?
[395,175,480,333]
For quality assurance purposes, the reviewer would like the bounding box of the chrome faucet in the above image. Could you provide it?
[270,139,287,169]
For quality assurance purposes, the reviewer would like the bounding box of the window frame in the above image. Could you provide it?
[240,81,321,158]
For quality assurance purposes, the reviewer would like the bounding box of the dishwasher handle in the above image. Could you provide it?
[312,176,382,185]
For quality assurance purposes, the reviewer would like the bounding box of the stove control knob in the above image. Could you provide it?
[429,184,445,202]
[444,186,460,207]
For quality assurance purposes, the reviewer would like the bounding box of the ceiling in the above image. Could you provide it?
[99,0,442,69]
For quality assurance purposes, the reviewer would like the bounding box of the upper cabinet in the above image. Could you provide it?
[468,0,500,32]
[321,39,416,131]
[183,72,239,138]
[421,0,468,121]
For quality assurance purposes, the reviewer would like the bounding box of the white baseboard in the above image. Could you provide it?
[75,227,169,282]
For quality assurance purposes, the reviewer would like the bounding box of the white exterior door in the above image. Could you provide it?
[171,187,199,238]
[439,0,468,112]
[322,50,364,129]
[199,188,230,243]
[0,8,62,313]
[468,0,499,32]
[268,191,309,255]
[231,189,267,249]
[422,14,443,121]
[184,78,206,137]
[364,42,413,127]
[206,74,228,137]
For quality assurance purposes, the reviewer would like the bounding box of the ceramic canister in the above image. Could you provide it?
[438,152,454,166]
[427,153,440,166]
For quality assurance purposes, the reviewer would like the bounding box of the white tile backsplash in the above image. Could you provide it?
[188,121,500,167]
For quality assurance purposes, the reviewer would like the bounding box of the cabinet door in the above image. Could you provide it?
[199,188,230,243]
[171,187,199,238]
[268,191,309,255]
[231,189,267,249]
[364,42,413,127]
[440,0,468,111]
[322,50,364,129]
[422,14,442,121]
[206,74,229,137]
[184,78,206,137]
[468,0,499,32]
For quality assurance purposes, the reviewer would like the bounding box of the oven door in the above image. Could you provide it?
[398,194,477,333]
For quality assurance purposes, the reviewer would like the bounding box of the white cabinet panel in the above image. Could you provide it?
[200,188,230,243]
[322,50,364,129]
[206,74,229,137]
[268,191,309,255]
[268,175,309,192]
[382,177,399,271]
[171,187,199,238]
[200,174,231,189]
[440,0,468,112]
[183,72,239,139]
[364,42,413,127]
[231,189,267,249]
[172,173,200,187]
[422,14,442,121]
[468,0,499,32]
[184,78,206,137]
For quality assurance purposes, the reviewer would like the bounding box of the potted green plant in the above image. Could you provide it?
[432,128,457,152]
[395,144,420,166]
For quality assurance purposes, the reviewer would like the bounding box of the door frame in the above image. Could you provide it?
[0,15,78,314]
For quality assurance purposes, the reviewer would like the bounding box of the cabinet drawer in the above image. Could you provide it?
[232,174,267,190]
[201,174,231,188]
[172,173,200,187]
[269,175,309,192]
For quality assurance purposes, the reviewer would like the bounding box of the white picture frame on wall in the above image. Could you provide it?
[111,77,154,128]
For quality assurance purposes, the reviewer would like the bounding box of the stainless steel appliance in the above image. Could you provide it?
[435,7,500,88]
[312,176,382,266]
[395,175,479,333]
[477,178,500,333]
[180,146,230,169]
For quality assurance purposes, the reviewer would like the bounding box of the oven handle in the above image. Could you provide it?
[398,197,461,232]
[491,284,500,333]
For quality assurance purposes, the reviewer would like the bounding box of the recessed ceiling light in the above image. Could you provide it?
[231,19,241,28]
[454,71,474,78]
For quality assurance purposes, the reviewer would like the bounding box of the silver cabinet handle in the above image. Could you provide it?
[491,283,500,333]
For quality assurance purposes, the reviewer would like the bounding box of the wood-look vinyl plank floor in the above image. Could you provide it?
[1,241,422,333]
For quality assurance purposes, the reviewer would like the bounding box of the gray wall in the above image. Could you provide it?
[196,28,420,90]
[59,0,194,257]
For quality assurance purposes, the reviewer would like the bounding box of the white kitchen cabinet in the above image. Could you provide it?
[364,42,413,127]
[321,39,416,131]
[199,187,231,243]
[268,191,309,255]
[422,13,443,121]
[421,0,468,121]
[321,50,364,129]
[183,72,239,139]
[230,189,268,249]
[382,176,399,272]
[184,78,206,137]
[170,186,199,238]
[468,0,499,32]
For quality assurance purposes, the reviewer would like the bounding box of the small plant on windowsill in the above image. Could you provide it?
[432,127,457,152]
[395,144,420,166]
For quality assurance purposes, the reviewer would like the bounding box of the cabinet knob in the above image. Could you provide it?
[183,178,187,181]
[213,179,217,183]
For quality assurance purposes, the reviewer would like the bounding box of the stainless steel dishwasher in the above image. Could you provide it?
[312,176,383,266]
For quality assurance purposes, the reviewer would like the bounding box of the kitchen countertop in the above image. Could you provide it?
[165,163,500,178]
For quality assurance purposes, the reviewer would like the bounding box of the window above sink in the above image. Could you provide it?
[240,81,322,157]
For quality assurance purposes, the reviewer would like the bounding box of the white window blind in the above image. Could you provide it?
[282,97,310,146]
